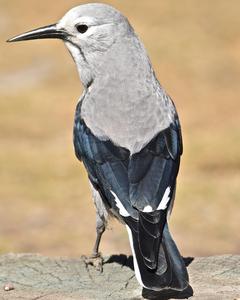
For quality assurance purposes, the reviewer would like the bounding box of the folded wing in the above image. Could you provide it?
[74,101,188,291]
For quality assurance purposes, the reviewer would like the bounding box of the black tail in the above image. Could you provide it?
[126,223,190,292]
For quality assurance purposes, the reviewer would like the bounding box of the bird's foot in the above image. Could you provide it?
[83,253,104,272]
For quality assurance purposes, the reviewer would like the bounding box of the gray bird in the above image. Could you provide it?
[8,3,191,295]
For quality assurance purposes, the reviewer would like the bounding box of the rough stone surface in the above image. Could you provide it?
[0,253,239,300]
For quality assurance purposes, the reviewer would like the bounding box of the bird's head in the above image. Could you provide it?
[7,3,133,86]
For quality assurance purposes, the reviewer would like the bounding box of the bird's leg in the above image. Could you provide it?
[84,214,106,272]
[92,220,105,257]
[84,184,108,272]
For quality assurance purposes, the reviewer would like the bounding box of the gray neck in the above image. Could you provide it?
[80,34,175,154]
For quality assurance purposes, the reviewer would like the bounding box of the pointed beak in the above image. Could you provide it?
[7,23,67,43]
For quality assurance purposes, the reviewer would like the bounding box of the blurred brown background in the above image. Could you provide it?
[0,0,239,258]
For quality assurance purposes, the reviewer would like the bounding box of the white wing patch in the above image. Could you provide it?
[111,187,170,216]
[157,187,171,210]
[143,205,153,213]
[142,187,171,213]
[111,191,130,217]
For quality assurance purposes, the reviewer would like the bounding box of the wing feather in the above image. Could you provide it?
[74,101,183,271]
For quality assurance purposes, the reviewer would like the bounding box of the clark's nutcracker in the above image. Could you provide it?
[8,3,191,294]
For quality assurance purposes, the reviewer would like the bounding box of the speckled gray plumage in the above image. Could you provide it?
[81,34,176,153]
[59,3,177,153]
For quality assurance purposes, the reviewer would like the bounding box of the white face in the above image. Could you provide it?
[56,4,129,63]
[55,4,131,86]
[58,17,115,54]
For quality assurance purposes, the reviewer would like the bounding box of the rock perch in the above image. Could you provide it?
[0,254,239,299]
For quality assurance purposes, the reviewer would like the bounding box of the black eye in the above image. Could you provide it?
[76,24,88,34]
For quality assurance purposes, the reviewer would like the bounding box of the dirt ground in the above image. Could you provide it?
[0,1,239,258]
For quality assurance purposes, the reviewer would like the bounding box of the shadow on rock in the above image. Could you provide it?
[183,256,194,267]
[105,254,134,271]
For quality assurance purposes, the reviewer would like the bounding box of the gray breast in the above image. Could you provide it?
[80,35,176,154]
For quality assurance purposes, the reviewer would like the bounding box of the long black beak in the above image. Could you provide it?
[7,23,67,42]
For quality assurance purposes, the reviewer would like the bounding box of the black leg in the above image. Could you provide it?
[84,214,106,272]
[92,223,105,257]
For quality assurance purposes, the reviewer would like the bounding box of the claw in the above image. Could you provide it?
[83,253,104,272]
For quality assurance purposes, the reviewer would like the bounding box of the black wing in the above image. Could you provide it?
[73,101,186,290]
